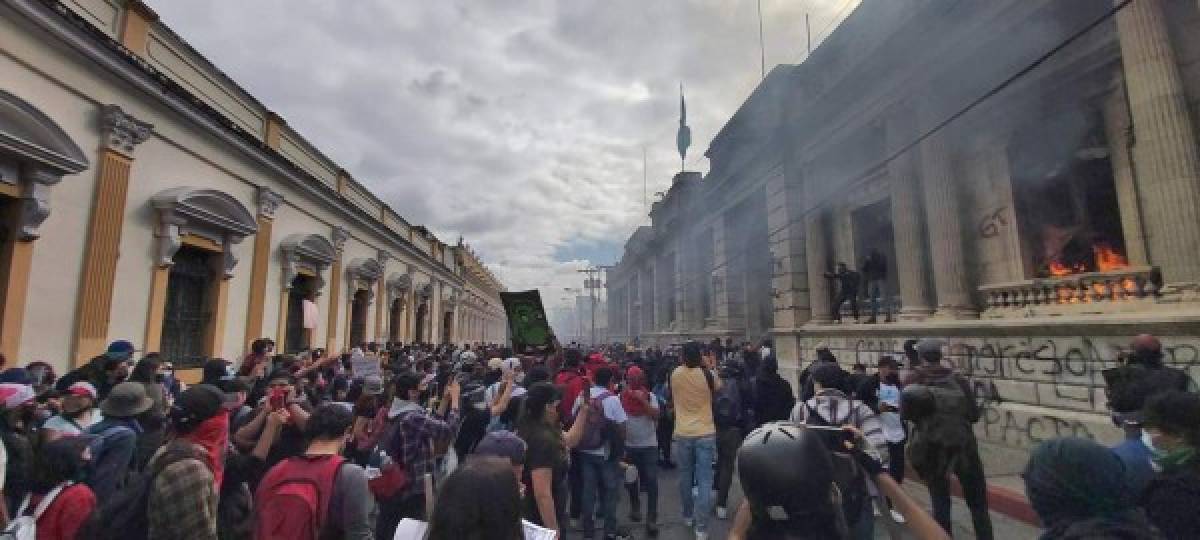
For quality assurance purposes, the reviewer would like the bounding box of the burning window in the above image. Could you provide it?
[1011,109,1129,279]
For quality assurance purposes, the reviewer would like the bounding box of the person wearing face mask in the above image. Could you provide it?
[1022,437,1162,539]
[56,340,135,401]
[1138,390,1200,539]
[0,382,38,520]
[42,383,100,442]
[129,355,170,471]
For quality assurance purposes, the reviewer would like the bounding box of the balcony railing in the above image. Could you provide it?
[978,266,1160,316]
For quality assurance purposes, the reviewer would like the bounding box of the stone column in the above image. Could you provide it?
[886,110,935,319]
[766,167,811,329]
[72,105,152,363]
[674,246,691,330]
[804,210,833,324]
[243,188,282,351]
[920,130,977,318]
[713,213,746,334]
[324,227,348,353]
[1116,0,1200,295]
[640,263,655,337]
[1104,84,1149,266]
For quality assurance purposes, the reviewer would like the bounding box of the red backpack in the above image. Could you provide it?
[254,454,345,540]
[556,370,586,425]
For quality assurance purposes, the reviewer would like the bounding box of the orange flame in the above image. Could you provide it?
[1094,244,1128,272]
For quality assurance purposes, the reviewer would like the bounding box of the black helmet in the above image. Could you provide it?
[737,422,841,524]
[901,384,936,421]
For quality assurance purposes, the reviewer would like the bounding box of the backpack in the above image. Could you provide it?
[911,376,974,453]
[1,483,68,540]
[713,374,743,429]
[77,440,205,540]
[802,403,869,524]
[576,390,615,451]
[254,454,346,540]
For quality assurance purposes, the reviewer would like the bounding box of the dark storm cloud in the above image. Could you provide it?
[151,0,856,307]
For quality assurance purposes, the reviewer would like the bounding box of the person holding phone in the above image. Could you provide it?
[232,369,312,469]
[789,362,886,539]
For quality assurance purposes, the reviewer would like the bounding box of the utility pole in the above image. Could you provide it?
[578,268,602,346]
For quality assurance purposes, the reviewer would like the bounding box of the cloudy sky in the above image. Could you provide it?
[153,0,857,311]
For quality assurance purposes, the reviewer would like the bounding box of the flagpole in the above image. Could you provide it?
[757,0,765,80]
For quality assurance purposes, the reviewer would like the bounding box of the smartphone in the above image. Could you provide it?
[803,425,856,450]
[269,387,287,410]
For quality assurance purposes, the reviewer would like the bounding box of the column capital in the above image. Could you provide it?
[256,186,284,220]
[331,226,350,252]
[100,105,152,157]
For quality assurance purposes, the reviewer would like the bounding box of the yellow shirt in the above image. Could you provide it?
[670,365,721,438]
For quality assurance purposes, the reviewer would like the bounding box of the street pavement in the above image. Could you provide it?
[562,462,1040,539]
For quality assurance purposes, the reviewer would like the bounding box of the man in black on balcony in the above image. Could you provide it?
[824,262,860,323]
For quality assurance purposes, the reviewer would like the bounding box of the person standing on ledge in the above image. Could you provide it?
[824,262,860,323]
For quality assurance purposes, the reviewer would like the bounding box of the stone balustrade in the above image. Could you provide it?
[979,266,1160,317]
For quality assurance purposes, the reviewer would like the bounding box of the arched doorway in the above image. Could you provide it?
[442,311,453,344]
[284,274,319,353]
[349,288,369,348]
[414,301,428,344]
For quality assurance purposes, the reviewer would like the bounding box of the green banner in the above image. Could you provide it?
[501,290,553,351]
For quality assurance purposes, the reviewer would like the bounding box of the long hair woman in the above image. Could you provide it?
[427,457,524,540]
[515,382,590,539]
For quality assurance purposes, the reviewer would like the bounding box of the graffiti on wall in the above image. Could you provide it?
[798,334,1199,448]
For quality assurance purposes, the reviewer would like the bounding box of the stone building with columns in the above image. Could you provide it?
[0,0,506,376]
[454,242,507,345]
[610,0,1200,477]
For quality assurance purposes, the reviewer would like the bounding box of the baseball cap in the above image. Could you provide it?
[66,381,98,400]
[0,383,35,409]
[473,430,527,465]
[105,339,136,359]
[175,384,224,424]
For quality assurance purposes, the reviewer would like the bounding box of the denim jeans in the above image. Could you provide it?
[674,434,716,533]
[579,452,620,538]
[624,446,659,522]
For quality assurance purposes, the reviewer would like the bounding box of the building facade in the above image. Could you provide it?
[454,243,507,345]
[0,0,506,375]
[609,0,1200,475]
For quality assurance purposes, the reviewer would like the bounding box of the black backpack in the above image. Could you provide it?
[802,402,869,524]
[77,440,205,540]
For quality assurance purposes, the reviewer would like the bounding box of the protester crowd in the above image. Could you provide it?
[0,331,1193,540]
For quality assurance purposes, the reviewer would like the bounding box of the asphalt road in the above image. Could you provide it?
[560,461,1039,539]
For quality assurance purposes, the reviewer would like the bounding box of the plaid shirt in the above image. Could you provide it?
[147,446,218,540]
[385,402,461,496]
